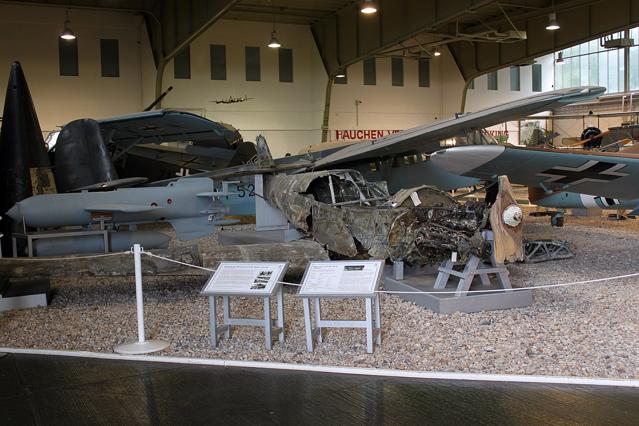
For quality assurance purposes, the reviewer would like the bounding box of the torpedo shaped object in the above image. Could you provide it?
[0,62,54,253]
[7,178,228,241]
[32,231,171,257]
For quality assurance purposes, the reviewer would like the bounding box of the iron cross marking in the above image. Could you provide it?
[537,160,629,186]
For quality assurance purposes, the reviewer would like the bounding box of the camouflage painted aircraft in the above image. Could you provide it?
[149,86,607,190]
[430,143,639,215]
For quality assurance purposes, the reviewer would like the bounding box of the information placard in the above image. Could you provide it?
[201,262,288,295]
[299,260,384,296]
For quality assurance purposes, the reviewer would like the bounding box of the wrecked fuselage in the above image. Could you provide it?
[264,170,490,265]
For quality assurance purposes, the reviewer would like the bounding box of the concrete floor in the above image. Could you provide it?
[1,353,638,425]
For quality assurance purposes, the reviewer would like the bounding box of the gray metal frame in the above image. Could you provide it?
[202,262,288,350]
[301,294,381,354]
[12,229,110,257]
[434,255,512,297]
[208,286,284,350]
[299,260,384,353]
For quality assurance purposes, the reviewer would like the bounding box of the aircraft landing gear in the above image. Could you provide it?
[551,210,565,227]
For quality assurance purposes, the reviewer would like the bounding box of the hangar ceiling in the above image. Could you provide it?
[310,0,639,82]
[7,1,639,89]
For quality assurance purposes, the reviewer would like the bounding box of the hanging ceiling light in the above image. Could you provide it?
[433,47,442,57]
[268,18,281,48]
[555,51,565,64]
[60,8,76,40]
[545,12,560,31]
[335,68,346,78]
[268,30,281,48]
[360,0,378,14]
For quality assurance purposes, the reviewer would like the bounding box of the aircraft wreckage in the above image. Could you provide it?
[262,170,522,265]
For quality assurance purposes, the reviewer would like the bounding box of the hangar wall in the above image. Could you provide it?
[0,3,556,157]
[159,19,328,158]
[0,4,155,134]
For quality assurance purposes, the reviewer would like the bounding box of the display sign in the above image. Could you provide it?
[201,262,288,295]
[334,129,401,141]
[299,260,384,296]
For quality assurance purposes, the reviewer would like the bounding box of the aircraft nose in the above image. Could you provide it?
[430,145,506,175]
[6,203,20,221]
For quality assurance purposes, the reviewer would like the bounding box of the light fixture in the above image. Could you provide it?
[268,31,281,48]
[267,18,281,48]
[555,51,565,65]
[360,0,378,14]
[545,12,560,31]
[335,68,346,78]
[60,9,76,40]
[433,47,442,57]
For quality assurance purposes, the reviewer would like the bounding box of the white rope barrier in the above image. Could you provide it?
[376,272,639,295]
[137,251,639,295]
[278,281,301,287]
[142,251,216,272]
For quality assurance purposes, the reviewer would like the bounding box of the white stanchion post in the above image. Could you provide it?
[114,244,169,355]
[134,243,145,343]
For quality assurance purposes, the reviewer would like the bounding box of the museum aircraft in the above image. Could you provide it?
[145,86,607,194]
[430,144,639,212]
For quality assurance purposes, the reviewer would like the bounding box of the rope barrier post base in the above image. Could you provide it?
[114,244,169,355]
[114,339,170,355]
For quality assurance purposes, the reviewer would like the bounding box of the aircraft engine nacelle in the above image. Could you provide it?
[53,118,118,192]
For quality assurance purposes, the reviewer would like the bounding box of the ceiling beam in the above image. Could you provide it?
[448,0,639,81]
[144,0,239,100]
[311,0,498,77]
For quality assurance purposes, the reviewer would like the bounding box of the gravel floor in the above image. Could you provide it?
[1,216,638,379]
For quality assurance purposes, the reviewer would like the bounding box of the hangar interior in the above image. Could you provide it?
[3,0,631,154]
[1,0,639,423]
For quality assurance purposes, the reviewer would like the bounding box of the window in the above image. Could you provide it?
[174,46,191,79]
[391,57,404,86]
[468,79,475,89]
[58,38,78,76]
[245,46,261,81]
[335,68,347,84]
[555,31,626,93]
[418,59,430,87]
[487,71,498,90]
[100,39,119,77]
[532,63,542,92]
[510,66,520,91]
[630,27,639,90]
[210,44,226,80]
[279,48,293,83]
[363,58,376,85]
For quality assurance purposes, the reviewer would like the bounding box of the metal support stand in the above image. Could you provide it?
[12,228,110,257]
[114,244,169,355]
[208,285,284,350]
[434,255,512,296]
[302,295,381,353]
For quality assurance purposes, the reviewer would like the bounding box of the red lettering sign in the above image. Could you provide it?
[334,129,403,141]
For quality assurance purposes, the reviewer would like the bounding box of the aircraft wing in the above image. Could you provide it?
[430,145,639,200]
[125,143,238,171]
[98,109,242,148]
[308,86,606,169]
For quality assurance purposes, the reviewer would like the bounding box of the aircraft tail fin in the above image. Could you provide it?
[255,135,274,168]
[169,216,214,241]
